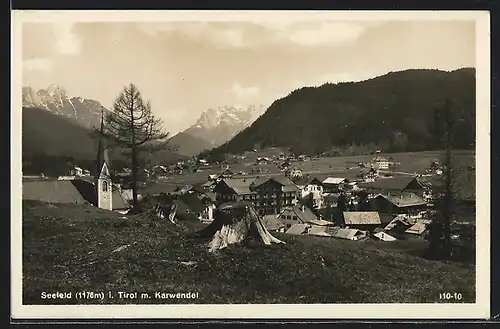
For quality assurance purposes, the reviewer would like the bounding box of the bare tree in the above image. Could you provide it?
[97,83,172,207]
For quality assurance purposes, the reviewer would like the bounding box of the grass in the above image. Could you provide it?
[22,201,475,305]
[159,150,475,185]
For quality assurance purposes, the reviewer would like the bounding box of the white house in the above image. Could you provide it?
[373,156,389,170]
[285,167,303,179]
[294,176,324,209]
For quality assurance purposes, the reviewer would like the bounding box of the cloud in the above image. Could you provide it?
[53,23,82,55]
[23,58,54,72]
[256,21,381,47]
[231,83,260,99]
[135,22,248,48]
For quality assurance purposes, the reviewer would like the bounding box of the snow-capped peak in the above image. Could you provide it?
[185,104,267,147]
[22,85,108,129]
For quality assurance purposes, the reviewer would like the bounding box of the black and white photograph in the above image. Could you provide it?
[11,10,490,319]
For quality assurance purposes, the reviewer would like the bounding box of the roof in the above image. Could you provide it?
[272,176,299,192]
[285,223,310,235]
[327,227,366,240]
[262,215,285,231]
[323,177,348,185]
[359,176,424,191]
[343,211,381,225]
[178,194,206,213]
[280,205,318,223]
[308,219,334,226]
[374,232,397,241]
[308,225,331,237]
[141,183,180,196]
[220,178,257,196]
[293,176,324,187]
[22,180,91,205]
[375,193,427,208]
[112,190,131,210]
[405,222,427,235]
[384,215,411,231]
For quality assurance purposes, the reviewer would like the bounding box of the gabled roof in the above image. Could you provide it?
[293,176,324,187]
[220,178,257,196]
[323,177,348,185]
[280,205,318,223]
[326,227,366,240]
[359,176,424,191]
[308,225,331,237]
[343,211,381,225]
[178,194,206,213]
[375,193,427,208]
[285,223,310,235]
[405,222,427,235]
[374,231,397,241]
[22,180,91,205]
[262,215,285,231]
[112,190,130,210]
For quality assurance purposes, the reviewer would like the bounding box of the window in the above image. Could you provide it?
[102,180,108,192]
[286,224,292,229]
[293,216,298,220]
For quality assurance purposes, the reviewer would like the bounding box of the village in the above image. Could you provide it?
[22,145,475,246]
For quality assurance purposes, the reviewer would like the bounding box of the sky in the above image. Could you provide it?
[22,18,476,135]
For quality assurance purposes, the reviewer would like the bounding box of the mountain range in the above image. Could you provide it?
[22,85,109,129]
[182,105,266,147]
[21,86,266,173]
[210,68,476,157]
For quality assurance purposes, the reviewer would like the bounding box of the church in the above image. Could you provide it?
[22,112,131,213]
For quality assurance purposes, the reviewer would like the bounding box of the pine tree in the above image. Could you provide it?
[427,97,455,259]
[96,83,172,207]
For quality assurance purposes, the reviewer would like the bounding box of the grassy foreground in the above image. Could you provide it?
[22,201,475,305]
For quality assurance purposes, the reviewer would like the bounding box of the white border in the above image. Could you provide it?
[11,10,491,320]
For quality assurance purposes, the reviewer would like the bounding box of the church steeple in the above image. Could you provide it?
[95,108,112,211]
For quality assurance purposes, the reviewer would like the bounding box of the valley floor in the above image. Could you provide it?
[21,201,475,305]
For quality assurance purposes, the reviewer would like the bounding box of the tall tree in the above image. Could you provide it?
[427,97,456,259]
[98,83,172,207]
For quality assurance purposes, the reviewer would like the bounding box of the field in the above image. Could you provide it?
[161,150,475,185]
[22,201,475,305]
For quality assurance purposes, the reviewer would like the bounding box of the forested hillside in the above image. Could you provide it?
[211,68,475,156]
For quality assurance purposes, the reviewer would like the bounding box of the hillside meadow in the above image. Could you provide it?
[22,201,475,305]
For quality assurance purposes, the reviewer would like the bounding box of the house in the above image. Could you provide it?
[69,166,90,177]
[294,176,324,209]
[256,156,271,164]
[359,176,429,197]
[341,211,381,231]
[178,193,216,222]
[250,176,299,215]
[214,176,299,216]
[278,205,318,230]
[321,177,349,193]
[285,167,303,179]
[262,214,286,232]
[278,161,291,171]
[358,167,379,182]
[373,156,389,170]
[214,178,257,204]
[369,193,427,217]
